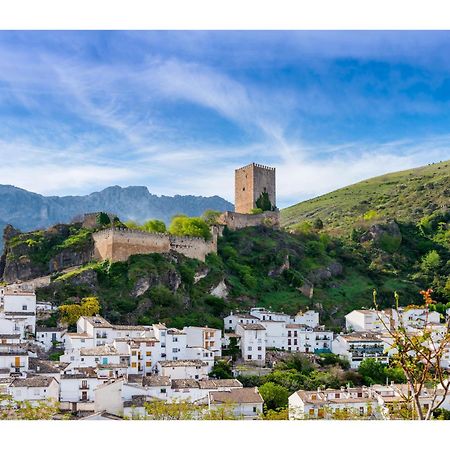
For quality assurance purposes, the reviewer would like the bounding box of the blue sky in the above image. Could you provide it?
[1,31,450,207]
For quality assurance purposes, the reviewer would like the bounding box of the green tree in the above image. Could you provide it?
[143,219,167,233]
[96,212,111,227]
[420,250,441,274]
[313,218,324,230]
[358,358,387,385]
[250,208,264,215]
[169,216,211,240]
[210,360,233,379]
[58,296,100,326]
[202,210,222,226]
[255,191,273,212]
[258,382,289,410]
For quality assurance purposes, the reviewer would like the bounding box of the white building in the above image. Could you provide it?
[156,360,209,380]
[0,344,29,377]
[332,333,388,369]
[183,326,222,358]
[8,376,59,405]
[208,387,263,419]
[0,291,36,338]
[289,387,381,420]
[236,323,266,365]
[36,327,65,352]
[223,313,259,333]
[345,309,392,332]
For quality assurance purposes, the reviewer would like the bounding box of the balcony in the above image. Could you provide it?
[10,363,25,368]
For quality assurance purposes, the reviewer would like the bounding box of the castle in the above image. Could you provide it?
[91,162,279,263]
[218,162,280,230]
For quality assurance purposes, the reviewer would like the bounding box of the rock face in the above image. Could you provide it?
[360,220,402,252]
[210,280,229,299]
[309,261,343,284]
[0,184,233,250]
[0,224,93,283]
[268,254,290,277]
[130,269,182,298]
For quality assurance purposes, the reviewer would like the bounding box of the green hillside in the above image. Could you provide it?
[281,160,450,234]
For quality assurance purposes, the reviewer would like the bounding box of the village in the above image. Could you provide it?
[1,285,450,420]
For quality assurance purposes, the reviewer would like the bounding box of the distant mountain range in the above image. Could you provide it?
[0,184,234,235]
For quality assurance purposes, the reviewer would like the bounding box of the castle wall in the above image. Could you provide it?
[92,228,217,263]
[234,163,276,213]
[218,211,280,230]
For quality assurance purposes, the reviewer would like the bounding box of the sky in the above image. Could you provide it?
[0,31,450,207]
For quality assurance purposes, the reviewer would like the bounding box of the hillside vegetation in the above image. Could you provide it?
[281,160,450,234]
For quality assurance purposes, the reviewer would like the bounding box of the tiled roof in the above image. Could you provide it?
[29,359,68,374]
[171,379,200,389]
[198,379,242,389]
[79,346,118,356]
[82,316,112,328]
[10,376,57,388]
[113,325,148,331]
[142,376,171,387]
[238,323,266,331]
[210,387,263,404]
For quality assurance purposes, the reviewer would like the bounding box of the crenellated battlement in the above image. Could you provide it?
[236,162,276,172]
[92,226,217,263]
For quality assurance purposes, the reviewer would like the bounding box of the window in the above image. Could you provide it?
[132,351,137,356]
[288,339,291,345]
[253,407,257,413]
[288,331,292,337]
[146,351,152,356]
[229,320,232,323]
[359,407,364,416]
[257,346,262,351]
[131,362,137,368]
[22,305,27,311]
[357,392,363,398]
[146,361,151,367]
[173,337,178,342]
[161,388,166,393]
[248,346,252,351]
[247,355,252,360]
[258,355,262,360]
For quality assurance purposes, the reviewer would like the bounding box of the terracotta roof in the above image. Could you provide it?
[79,346,118,356]
[142,376,171,387]
[238,323,266,331]
[171,379,200,389]
[210,387,263,404]
[11,376,57,388]
[198,379,242,389]
[29,359,68,374]
[82,316,112,328]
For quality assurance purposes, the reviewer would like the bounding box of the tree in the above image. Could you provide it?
[209,360,233,379]
[420,250,441,274]
[202,210,221,226]
[142,219,166,233]
[358,358,388,385]
[374,288,450,420]
[261,407,288,420]
[313,218,324,230]
[255,191,273,212]
[58,296,100,326]
[258,382,289,411]
[250,208,264,215]
[0,395,61,420]
[169,216,211,240]
[96,212,111,227]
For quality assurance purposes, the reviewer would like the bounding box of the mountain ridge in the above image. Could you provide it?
[0,184,234,235]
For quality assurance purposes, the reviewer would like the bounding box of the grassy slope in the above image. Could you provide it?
[281,160,450,233]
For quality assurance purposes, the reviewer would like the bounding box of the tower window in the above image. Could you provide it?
[243,187,245,191]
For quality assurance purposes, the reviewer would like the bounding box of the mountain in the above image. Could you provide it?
[281,160,450,233]
[0,184,234,233]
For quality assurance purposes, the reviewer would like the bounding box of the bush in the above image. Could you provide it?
[258,382,290,410]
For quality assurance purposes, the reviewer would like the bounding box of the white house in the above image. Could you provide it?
[208,387,263,419]
[60,345,123,371]
[0,291,36,338]
[235,323,266,365]
[345,309,391,332]
[332,333,388,369]
[59,372,105,411]
[223,312,259,333]
[183,326,222,357]
[156,360,209,380]
[35,327,65,352]
[0,344,29,377]
[8,376,59,405]
[289,387,381,420]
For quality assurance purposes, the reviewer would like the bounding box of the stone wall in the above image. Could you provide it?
[218,211,280,230]
[92,228,218,263]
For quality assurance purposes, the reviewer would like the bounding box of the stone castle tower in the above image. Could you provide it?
[234,163,276,213]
